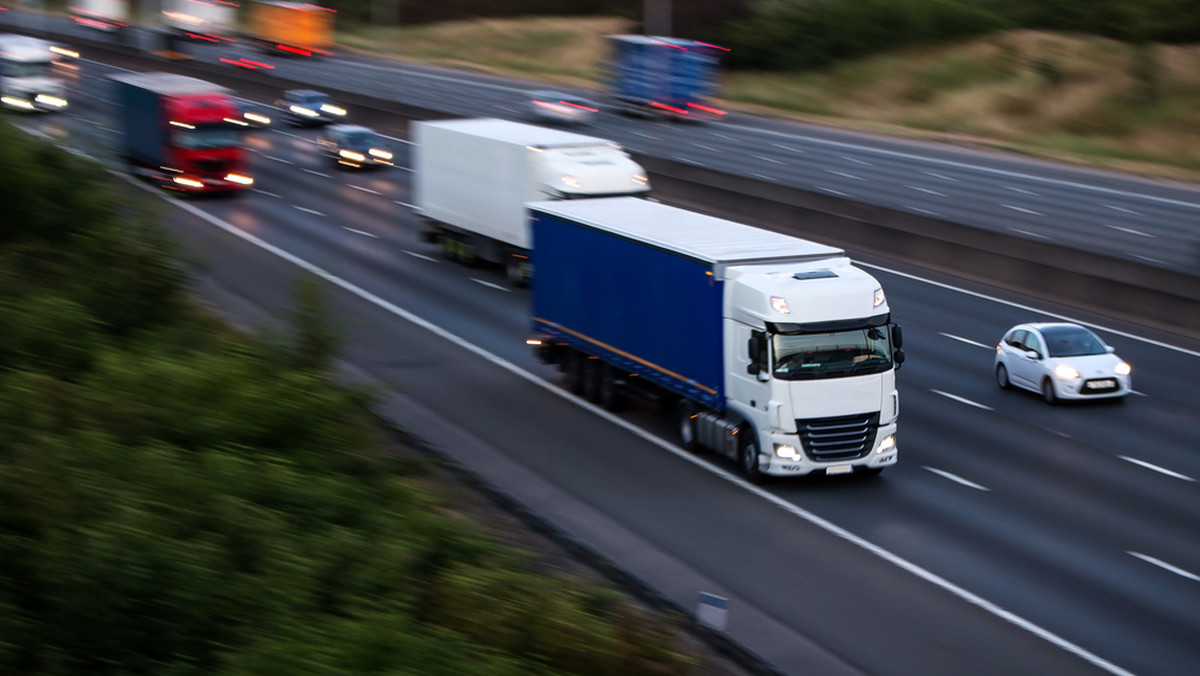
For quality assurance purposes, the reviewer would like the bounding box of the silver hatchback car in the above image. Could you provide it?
[994,323,1131,404]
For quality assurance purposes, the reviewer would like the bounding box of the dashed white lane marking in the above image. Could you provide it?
[1132,254,1167,265]
[939,332,991,349]
[907,185,946,196]
[253,189,281,199]
[924,466,990,491]
[294,206,324,216]
[349,184,381,195]
[1002,204,1043,216]
[841,155,872,166]
[932,389,994,411]
[344,227,378,238]
[906,205,940,217]
[923,170,957,182]
[1118,456,1195,482]
[471,278,511,292]
[394,200,415,208]
[1127,552,1200,581]
[1005,185,1039,195]
[403,250,437,262]
[827,169,864,180]
[633,131,658,140]
[265,154,292,164]
[1008,227,1051,240]
[304,168,331,178]
[772,142,804,153]
[693,143,720,152]
[750,172,777,181]
[1105,204,1140,215]
[755,155,787,165]
[819,186,850,197]
[1105,224,1154,238]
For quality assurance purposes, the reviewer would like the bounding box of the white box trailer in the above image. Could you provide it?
[413,117,649,284]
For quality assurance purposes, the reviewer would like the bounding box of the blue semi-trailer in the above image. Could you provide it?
[527,197,904,480]
[605,34,727,121]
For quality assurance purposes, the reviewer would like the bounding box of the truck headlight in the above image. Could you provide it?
[876,434,895,454]
[774,444,802,461]
[173,176,205,189]
[224,173,254,186]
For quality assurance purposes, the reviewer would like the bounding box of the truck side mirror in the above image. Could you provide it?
[893,349,906,369]
[891,324,904,349]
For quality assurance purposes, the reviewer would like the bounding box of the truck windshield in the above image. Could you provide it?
[174,125,238,150]
[771,327,892,380]
[4,61,53,78]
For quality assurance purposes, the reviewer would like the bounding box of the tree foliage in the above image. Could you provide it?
[0,122,697,674]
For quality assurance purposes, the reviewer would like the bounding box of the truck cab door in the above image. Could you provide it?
[727,324,773,424]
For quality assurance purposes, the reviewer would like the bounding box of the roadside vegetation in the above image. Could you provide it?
[0,121,705,674]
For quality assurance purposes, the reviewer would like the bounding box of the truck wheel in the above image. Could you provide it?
[505,257,529,288]
[738,427,764,484]
[564,351,586,395]
[677,401,699,452]
[582,358,602,404]
[598,365,626,412]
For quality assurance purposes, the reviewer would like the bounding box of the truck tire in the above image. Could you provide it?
[505,256,529,288]
[598,365,627,412]
[738,427,764,484]
[677,401,699,452]
[581,358,602,404]
[564,351,586,395]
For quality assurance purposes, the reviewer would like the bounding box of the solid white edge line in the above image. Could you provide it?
[923,466,990,491]
[932,389,994,411]
[1118,456,1196,482]
[1127,552,1200,581]
[22,108,1142,676]
[856,262,1200,358]
[159,194,1135,676]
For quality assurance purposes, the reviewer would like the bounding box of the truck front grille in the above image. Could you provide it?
[193,159,229,176]
[796,412,879,461]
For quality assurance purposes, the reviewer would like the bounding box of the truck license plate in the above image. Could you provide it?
[826,464,853,475]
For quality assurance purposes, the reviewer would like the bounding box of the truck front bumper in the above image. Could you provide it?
[758,421,898,477]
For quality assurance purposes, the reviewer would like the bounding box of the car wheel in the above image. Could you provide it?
[1041,377,1059,405]
[738,427,764,484]
[996,363,1012,390]
[677,401,699,452]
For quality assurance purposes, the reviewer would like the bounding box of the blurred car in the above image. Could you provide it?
[316,124,393,169]
[994,322,1131,404]
[229,99,272,129]
[528,90,599,125]
[277,89,346,126]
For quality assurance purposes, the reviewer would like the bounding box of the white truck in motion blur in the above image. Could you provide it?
[528,198,904,480]
[413,118,650,285]
[0,35,68,112]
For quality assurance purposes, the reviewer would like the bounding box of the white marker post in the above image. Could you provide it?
[697,592,729,631]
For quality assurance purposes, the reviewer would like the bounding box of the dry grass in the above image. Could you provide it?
[338,19,1200,180]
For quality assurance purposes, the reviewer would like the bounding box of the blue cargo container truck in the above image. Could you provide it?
[527,197,904,480]
[605,34,727,121]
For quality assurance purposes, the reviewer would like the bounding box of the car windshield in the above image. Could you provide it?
[1041,326,1107,357]
[343,130,379,147]
[772,326,893,381]
[175,125,238,150]
[5,61,53,78]
[296,93,329,106]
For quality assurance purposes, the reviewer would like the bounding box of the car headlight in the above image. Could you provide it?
[773,444,802,461]
[1054,364,1081,380]
[291,105,319,117]
[320,103,347,116]
[339,149,366,162]
[368,148,392,160]
[876,434,895,454]
[1114,361,1131,376]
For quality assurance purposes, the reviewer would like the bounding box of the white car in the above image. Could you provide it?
[994,323,1131,404]
[528,90,599,125]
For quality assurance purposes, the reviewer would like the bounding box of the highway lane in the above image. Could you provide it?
[6,9,1200,276]
[14,53,1200,675]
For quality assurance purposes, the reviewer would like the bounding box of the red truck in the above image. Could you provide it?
[108,72,253,194]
